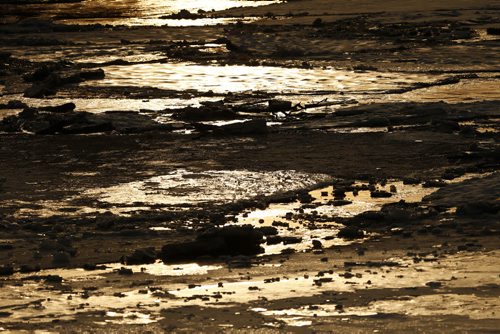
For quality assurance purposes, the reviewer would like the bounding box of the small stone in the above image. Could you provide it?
[312,239,323,249]
[117,267,133,276]
[0,265,14,276]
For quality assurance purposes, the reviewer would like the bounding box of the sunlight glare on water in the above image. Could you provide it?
[90,62,445,94]
[43,0,282,26]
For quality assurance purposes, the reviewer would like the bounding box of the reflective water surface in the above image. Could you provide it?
[90,62,447,94]
[1,0,280,26]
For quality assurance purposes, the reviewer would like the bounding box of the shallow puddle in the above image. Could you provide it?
[84,169,331,207]
[236,180,438,254]
[1,231,497,325]
[394,77,500,103]
[90,62,446,94]
[1,0,281,26]
[256,294,500,326]
[0,94,216,114]
[56,16,262,27]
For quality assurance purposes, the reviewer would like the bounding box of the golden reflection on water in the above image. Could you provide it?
[49,0,281,26]
[93,62,444,94]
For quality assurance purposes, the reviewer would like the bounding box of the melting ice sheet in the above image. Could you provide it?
[84,169,331,206]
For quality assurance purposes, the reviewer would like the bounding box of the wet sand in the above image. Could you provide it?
[0,0,499,332]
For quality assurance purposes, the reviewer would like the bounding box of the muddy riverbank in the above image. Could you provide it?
[0,0,499,332]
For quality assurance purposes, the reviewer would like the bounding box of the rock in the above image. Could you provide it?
[19,265,41,273]
[403,177,420,185]
[24,81,57,98]
[159,225,264,262]
[117,267,133,275]
[333,188,346,199]
[268,100,292,113]
[423,179,447,188]
[266,235,283,245]
[0,52,11,61]
[39,102,76,113]
[0,265,14,276]
[0,244,14,251]
[281,236,302,245]
[3,108,168,135]
[353,64,378,71]
[364,117,390,127]
[486,27,500,35]
[298,191,314,203]
[78,69,105,80]
[0,100,27,109]
[172,105,236,121]
[209,213,226,226]
[52,251,71,266]
[60,120,114,134]
[338,226,365,239]
[272,221,289,228]
[425,281,442,288]
[24,72,61,98]
[161,9,205,20]
[281,248,295,255]
[456,202,500,216]
[312,18,323,27]
[24,64,60,82]
[370,190,393,198]
[121,247,156,265]
[431,120,460,133]
[39,238,76,256]
[83,264,107,271]
[45,275,63,283]
[312,239,323,249]
[214,119,267,136]
[331,199,352,206]
[257,226,278,236]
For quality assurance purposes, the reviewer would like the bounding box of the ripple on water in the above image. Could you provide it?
[2,0,281,27]
[84,169,331,207]
[88,63,447,94]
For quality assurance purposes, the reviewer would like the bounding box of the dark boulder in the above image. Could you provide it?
[19,264,41,273]
[24,77,59,98]
[160,9,205,20]
[268,100,292,113]
[338,226,365,239]
[172,105,236,121]
[487,27,500,35]
[52,251,71,266]
[121,247,156,265]
[0,100,27,109]
[257,226,279,236]
[78,69,105,80]
[312,239,323,249]
[60,120,114,134]
[0,265,14,276]
[370,190,393,198]
[281,236,302,245]
[456,202,500,217]
[159,225,264,262]
[39,102,76,113]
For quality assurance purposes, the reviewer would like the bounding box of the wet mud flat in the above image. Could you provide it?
[0,0,499,332]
